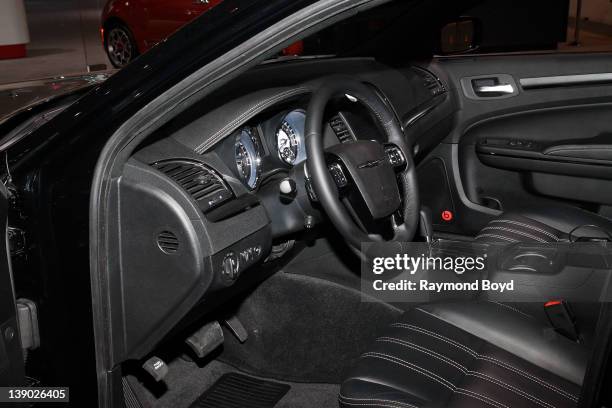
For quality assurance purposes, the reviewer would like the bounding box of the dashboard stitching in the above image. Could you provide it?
[195,86,311,154]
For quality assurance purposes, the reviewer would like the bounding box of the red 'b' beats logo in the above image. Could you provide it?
[441,210,453,222]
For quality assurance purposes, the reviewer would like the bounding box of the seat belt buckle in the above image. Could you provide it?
[544,300,580,342]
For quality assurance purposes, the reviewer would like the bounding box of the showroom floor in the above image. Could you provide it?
[0,0,111,85]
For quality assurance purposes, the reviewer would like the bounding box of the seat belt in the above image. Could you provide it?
[544,300,580,342]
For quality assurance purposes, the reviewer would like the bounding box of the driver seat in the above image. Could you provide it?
[339,301,587,408]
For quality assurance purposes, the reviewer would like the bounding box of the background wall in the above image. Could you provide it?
[0,0,110,84]
[570,0,612,25]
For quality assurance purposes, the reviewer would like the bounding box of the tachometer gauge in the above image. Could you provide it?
[235,127,261,189]
[276,110,306,166]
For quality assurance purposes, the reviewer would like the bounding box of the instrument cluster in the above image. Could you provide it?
[234,127,261,189]
[231,109,307,190]
[276,110,307,166]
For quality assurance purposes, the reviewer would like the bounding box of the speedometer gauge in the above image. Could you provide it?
[235,127,261,189]
[276,110,306,166]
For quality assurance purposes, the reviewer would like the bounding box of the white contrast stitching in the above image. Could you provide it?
[490,219,559,241]
[195,87,308,152]
[397,317,579,401]
[339,402,410,408]
[480,226,547,243]
[194,87,310,153]
[487,301,533,319]
[474,233,519,243]
[376,337,557,408]
[338,395,419,408]
[361,352,509,408]
[390,321,578,401]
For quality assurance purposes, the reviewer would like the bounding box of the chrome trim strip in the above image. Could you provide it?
[405,104,436,127]
[520,73,612,89]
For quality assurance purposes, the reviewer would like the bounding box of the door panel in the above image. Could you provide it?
[465,105,612,207]
[416,53,612,235]
[0,183,24,387]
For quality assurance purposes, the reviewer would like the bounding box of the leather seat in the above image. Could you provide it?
[475,206,612,244]
[339,301,587,408]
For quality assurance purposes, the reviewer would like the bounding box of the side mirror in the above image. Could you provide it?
[440,18,480,54]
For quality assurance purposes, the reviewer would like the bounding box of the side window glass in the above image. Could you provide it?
[438,0,612,56]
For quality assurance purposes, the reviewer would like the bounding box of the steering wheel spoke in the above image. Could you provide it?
[384,143,407,170]
[304,160,349,201]
[327,161,350,190]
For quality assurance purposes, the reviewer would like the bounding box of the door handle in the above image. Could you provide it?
[474,84,514,95]
[193,0,209,4]
[462,74,518,99]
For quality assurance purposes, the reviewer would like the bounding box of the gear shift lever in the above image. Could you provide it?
[419,207,434,243]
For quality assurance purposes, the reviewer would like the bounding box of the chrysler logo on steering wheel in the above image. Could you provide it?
[358,159,384,169]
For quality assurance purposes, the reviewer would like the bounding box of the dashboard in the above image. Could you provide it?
[116,58,452,359]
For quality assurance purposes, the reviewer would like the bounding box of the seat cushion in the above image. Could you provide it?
[340,301,587,408]
[475,206,612,244]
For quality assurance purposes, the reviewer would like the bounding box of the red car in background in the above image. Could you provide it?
[101,0,223,67]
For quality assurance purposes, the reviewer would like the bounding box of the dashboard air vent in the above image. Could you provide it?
[157,231,179,254]
[153,160,233,213]
[330,115,355,144]
[412,67,446,97]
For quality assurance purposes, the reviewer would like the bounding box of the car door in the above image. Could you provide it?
[0,182,24,387]
[415,51,612,236]
[145,0,223,45]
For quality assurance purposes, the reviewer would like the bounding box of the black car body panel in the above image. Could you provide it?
[0,74,109,125]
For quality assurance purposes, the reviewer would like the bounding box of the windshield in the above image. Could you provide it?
[279,0,479,61]
[272,0,571,61]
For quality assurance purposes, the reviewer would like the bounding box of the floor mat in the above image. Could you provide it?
[189,373,290,408]
[125,356,340,408]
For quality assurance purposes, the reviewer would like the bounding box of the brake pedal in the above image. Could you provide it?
[185,321,224,359]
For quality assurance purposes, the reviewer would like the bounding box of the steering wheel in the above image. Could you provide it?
[305,77,420,250]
